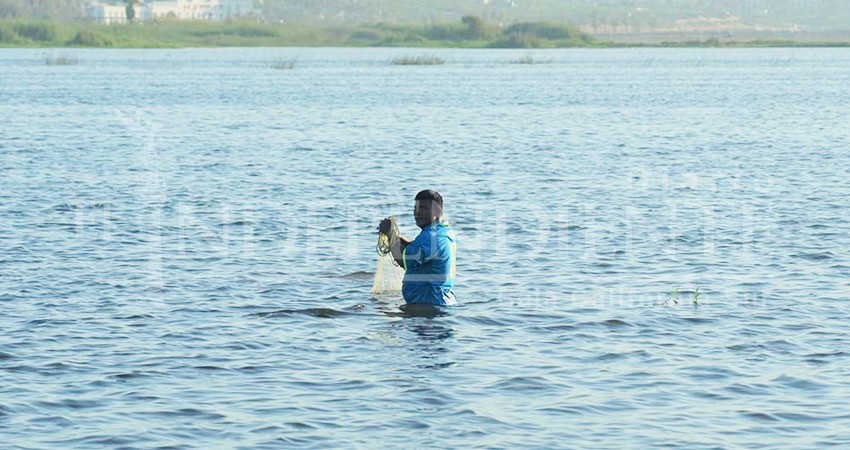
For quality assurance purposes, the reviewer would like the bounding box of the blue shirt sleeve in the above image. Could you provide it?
[402,230,434,271]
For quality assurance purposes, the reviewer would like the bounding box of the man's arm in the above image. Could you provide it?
[391,237,410,268]
[378,218,410,268]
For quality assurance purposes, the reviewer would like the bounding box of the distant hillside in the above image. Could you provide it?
[261,0,850,31]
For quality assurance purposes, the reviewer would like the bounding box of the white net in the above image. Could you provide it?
[371,251,404,295]
[371,216,405,296]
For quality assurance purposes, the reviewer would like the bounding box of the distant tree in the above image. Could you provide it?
[1,0,81,21]
[0,0,24,18]
[125,1,135,23]
[461,15,484,39]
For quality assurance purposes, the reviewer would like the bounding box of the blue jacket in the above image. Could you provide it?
[401,221,457,306]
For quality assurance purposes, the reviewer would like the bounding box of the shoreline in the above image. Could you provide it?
[4,41,849,49]
[1,19,848,49]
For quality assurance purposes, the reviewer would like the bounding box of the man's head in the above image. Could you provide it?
[414,190,443,228]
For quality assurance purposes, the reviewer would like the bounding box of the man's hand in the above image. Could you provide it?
[377,218,392,235]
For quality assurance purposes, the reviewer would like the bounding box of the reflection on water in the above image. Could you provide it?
[398,303,450,320]
[407,321,455,371]
[369,296,456,370]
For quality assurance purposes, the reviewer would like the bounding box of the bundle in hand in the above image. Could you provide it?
[372,216,404,295]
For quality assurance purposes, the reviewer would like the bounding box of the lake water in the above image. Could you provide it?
[1,47,849,448]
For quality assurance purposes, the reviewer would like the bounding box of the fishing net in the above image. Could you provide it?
[372,216,404,295]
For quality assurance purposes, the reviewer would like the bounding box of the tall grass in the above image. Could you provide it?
[45,53,79,65]
[268,58,296,70]
[512,53,536,64]
[68,30,113,47]
[390,55,446,66]
[0,17,602,49]
[490,22,596,48]
[13,21,57,41]
[509,52,554,64]
[0,22,19,43]
[1,18,848,49]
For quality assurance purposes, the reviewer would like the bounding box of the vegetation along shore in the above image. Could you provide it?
[1,17,848,49]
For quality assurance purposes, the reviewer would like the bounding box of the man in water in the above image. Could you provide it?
[378,190,457,306]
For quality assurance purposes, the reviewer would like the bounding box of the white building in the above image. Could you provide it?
[86,1,259,23]
[85,2,130,24]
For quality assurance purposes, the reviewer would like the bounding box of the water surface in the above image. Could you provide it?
[1,47,849,448]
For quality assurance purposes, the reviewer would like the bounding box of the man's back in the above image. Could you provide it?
[401,221,456,306]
